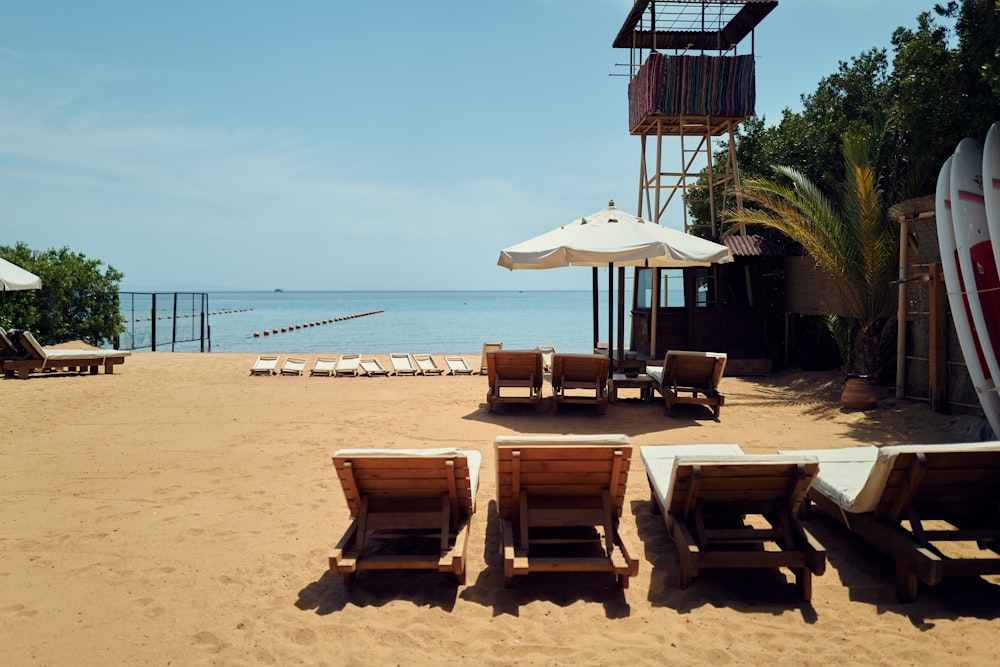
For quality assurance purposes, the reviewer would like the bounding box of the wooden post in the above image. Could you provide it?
[896,216,908,399]
[929,263,947,412]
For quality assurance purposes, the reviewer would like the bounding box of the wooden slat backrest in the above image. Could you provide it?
[552,354,609,388]
[664,352,726,391]
[333,455,474,519]
[872,450,1000,522]
[17,331,49,361]
[668,460,819,517]
[488,350,543,389]
[495,442,632,520]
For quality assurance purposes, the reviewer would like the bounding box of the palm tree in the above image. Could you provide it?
[725,134,899,377]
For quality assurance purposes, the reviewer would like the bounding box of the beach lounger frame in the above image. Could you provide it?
[486,350,543,413]
[796,443,1000,601]
[329,448,480,585]
[647,350,727,419]
[550,353,610,414]
[480,342,502,375]
[359,357,391,377]
[389,353,419,376]
[642,445,826,600]
[413,354,444,376]
[444,356,474,375]
[309,357,338,376]
[279,357,306,376]
[493,435,639,588]
[334,354,361,377]
[4,330,130,380]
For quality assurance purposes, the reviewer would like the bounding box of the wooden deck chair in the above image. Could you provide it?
[359,357,391,377]
[787,442,1000,601]
[535,345,556,372]
[486,350,543,413]
[551,353,610,414]
[413,354,444,376]
[493,434,639,587]
[647,350,727,419]
[250,355,279,376]
[641,445,826,600]
[329,448,482,585]
[480,342,502,374]
[389,353,419,376]
[280,357,306,376]
[0,327,24,360]
[444,356,473,375]
[309,357,337,376]
[4,330,131,380]
[334,354,361,377]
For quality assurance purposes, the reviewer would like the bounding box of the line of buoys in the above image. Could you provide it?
[252,310,383,338]
[135,308,253,323]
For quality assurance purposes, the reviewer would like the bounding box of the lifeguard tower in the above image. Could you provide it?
[615,0,782,373]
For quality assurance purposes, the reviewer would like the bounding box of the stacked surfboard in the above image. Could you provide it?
[936,122,1000,436]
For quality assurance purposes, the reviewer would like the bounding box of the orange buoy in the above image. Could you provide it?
[253,331,260,338]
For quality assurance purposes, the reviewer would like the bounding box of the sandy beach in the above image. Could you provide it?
[2,352,998,666]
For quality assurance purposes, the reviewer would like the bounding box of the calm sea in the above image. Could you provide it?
[118,290,635,354]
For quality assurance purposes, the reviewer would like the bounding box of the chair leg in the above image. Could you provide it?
[795,568,812,601]
[895,565,919,603]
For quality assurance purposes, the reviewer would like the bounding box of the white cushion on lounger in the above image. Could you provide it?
[333,448,482,496]
[494,434,630,448]
[783,442,1000,513]
[640,444,744,508]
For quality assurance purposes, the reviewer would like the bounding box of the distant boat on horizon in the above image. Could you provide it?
[274,288,283,293]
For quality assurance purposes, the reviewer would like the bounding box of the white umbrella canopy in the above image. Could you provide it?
[498,201,733,366]
[498,201,732,270]
[0,257,41,291]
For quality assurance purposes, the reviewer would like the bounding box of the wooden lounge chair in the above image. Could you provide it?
[359,357,391,377]
[0,327,24,361]
[494,434,639,587]
[551,353,610,414]
[486,350,543,413]
[647,350,727,419]
[309,357,338,376]
[413,354,444,376]
[389,353,419,376]
[329,448,482,585]
[250,355,279,376]
[480,342,502,374]
[444,356,474,375]
[334,354,361,377]
[535,345,556,372]
[788,442,1000,601]
[4,330,130,380]
[280,357,306,376]
[641,444,826,600]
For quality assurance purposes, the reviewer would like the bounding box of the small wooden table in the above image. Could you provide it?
[609,373,655,404]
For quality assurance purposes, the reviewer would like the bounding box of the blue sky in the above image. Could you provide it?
[1,1,932,291]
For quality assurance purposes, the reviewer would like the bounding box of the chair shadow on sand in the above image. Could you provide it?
[631,498,820,622]
[294,500,631,618]
[295,566,463,615]
[798,508,1000,627]
[457,501,631,619]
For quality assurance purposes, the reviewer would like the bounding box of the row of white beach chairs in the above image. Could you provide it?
[250,353,478,377]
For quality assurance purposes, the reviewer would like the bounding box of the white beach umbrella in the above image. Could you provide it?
[498,201,732,270]
[498,201,732,366]
[0,257,41,291]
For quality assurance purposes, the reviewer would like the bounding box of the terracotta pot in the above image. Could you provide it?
[841,375,877,410]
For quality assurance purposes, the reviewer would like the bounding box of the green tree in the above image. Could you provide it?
[0,242,125,346]
[724,134,899,376]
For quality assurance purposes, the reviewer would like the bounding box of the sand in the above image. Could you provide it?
[1,352,998,666]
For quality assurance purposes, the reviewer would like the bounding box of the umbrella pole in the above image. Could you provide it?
[592,267,599,350]
[617,266,626,372]
[608,262,614,376]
